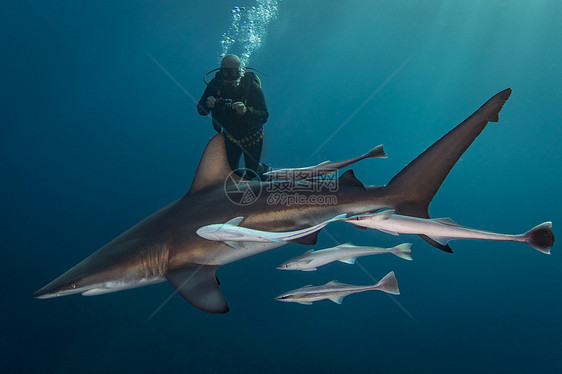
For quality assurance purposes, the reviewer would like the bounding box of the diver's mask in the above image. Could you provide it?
[220,67,242,81]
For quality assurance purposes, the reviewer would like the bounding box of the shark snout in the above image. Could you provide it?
[33,278,82,299]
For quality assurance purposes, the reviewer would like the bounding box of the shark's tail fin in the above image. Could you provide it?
[381,89,512,252]
[390,243,413,261]
[364,145,387,159]
[523,222,554,254]
[373,271,400,295]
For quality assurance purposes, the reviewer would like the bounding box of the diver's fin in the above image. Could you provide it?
[188,134,236,194]
[289,231,320,245]
[382,89,512,252]
[165,265,229,314]
[338,170,366,190]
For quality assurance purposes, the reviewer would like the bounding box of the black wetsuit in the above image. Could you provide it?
[197,73,269,176]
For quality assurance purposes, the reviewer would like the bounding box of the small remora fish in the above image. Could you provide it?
[264,145,387,181]
[275,271,400,305]
[277,242,412,271]
[346,210,554,254]
[196,214,347,247]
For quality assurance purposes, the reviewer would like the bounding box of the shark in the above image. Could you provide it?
[346,209,554,254]
[274,271,400,305]
[35,88,536,314]
[263,145,387,180]
[277,243,412,271]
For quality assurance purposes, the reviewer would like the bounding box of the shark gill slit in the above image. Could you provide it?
[141,245,170,278]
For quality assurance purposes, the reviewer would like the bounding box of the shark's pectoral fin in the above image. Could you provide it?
[165,265,229,314]
[289,231,320,245]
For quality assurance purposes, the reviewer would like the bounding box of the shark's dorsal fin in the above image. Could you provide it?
[165,265,229,314]
[188,134,235,194]
[338,169,366,190]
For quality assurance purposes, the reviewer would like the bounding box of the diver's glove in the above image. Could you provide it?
[206,96,216,109]
[233,102,247,115]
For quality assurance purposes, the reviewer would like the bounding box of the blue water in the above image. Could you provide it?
[2,1,561,373]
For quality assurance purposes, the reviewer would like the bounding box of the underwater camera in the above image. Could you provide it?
[216,98,233,111]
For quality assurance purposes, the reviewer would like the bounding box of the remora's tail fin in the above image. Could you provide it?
[390,243,413,261]
[523,222,554,254]
[364,145,387,159]
[373,271,400,295]
[382,89,512,252]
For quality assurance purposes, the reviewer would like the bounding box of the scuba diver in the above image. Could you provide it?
[197,54,269,179]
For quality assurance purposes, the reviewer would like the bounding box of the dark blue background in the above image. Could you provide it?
[2,1,561,373]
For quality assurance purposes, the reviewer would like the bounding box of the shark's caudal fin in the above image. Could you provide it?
[188,134,235,194]
[374,271,400,295]
[165,265,229,314]
[523,222,554,254]
[382,89,512,252]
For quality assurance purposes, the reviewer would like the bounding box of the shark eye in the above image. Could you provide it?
[70,283,77,289]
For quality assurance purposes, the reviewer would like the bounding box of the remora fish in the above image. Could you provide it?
[35,89,536,314]
[347,210,554,254]
[196,214,347,246]
[277,242,412,271]
[263,145,387,180]
[274,271,400,305]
